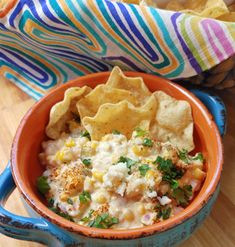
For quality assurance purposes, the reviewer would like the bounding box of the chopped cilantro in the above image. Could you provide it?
[81,130,91,140]
[112,130,121,135]
[111,217,119,224]
[139,164,150,176]
[192,153,204,162]
[117,156,137,173]
[88,213,119,229]
[81,216,90,223]
[36,176,50,195]
[178,149,190,164]
[58,211,74,222]
[179,150,204,163]
[49,206,74,222]
[82,158,92,166]
[88,209,95,217]
[142,138,153,147]
[155,156,184,188]
[79,191,91,203]
[162,175,179,189]
[172,185,193,207]
[157,206,172,220]
[81,209,94,223]
[67,198,73,205]
[48,198,54,207]
[134,127,148,137]
[155,156,173,174]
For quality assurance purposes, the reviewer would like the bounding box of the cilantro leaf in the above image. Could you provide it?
[88,219,95,227]
[82,158,92,166]
[143,138,153,147]
[157,206,172,220]
[57,211,74,222]
[89,213,119,229]
[48,198,54,207]
[81,216,90,223]
[134,127,148,137]
[49,206,74,222]
[178,149,190,164]
[192,153,204,162]
[88,209,95,217]
[111,217,119,224]
[162,175,179,189]
[139,164,150,176]
[155,156,184,188]
[81,130,91,140]
[81,209,94,223]
[67,198,73,205]
[117,156,137,173]
[172,185,193,207]
[36,176,50,195]
[79,191,91,203]
[155,156,173,174]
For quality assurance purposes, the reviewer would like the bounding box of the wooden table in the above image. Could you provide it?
[0,76,234,247]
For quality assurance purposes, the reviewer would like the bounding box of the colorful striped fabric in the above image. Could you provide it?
[0,0,235,99]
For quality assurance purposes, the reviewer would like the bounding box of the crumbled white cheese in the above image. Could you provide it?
[141,212,157,225]
[146,190,157,198]
[158,196,172,206]
[134,137,143,145]
[126,175,146,198]
[103,162,129,194]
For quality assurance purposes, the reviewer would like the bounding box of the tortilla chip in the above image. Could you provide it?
[151,91,194,151]
[218,13,235,22]
[106,66,151,104]
[114,0,157,7]
[151,123,194,152]
[45,66,195,152]
[77,84,139,119]
[82,95,157,140]
[46,86,92,139]
[166,0,229,19]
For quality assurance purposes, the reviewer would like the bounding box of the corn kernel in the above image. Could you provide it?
[91,141,98,150]
[60,193,69,202]
[132,145,141,156]
[57,149,73,162]
[137,204,146,215]
[56,150,65,161]
[123,209,135,222]
[146,170,155,179]
[193,168,206,180]
[92,171,104,182]
[65,139,75,148]
[95,195,107,204]
[132,145,149,156]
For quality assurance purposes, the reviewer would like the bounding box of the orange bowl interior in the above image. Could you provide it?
[11,72,223,239]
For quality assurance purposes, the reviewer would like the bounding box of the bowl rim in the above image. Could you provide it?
[11,71,223,239]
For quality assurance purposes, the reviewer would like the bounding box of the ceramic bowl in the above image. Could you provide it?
[0,71,224,247]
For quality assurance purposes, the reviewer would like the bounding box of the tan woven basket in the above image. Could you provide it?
[179,55,235,89]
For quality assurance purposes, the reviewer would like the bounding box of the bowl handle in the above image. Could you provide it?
[189,89,226,137]
[0,162,76,246]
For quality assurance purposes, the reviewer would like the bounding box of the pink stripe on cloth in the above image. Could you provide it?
[201,19,234,61]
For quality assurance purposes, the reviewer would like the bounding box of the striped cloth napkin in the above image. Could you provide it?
[0,0,235,99]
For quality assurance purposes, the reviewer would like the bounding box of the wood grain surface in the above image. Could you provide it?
[0,76,234,247]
